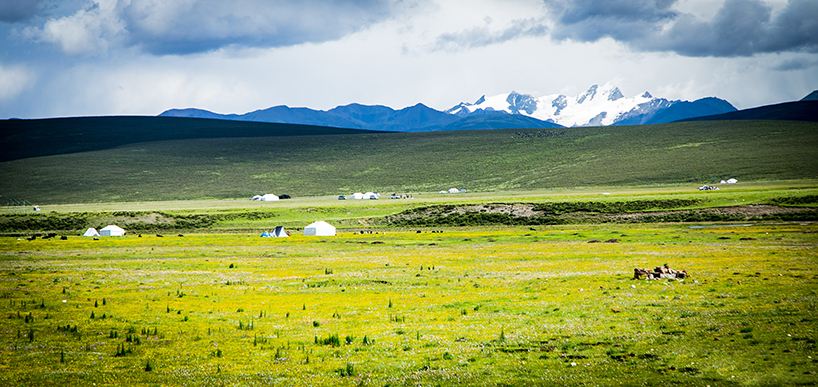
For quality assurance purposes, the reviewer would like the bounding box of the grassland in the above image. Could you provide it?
[2,181,816,233]
[1,223,816,385]
[2,120,817,204]
[1,119,817,384]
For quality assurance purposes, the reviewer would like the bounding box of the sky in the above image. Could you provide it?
[1,0,817,118]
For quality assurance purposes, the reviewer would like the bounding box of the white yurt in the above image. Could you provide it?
[272,226,289,237]
[352,192,365,200]
[303,221,336,236]
[448,188,460,194]
[726,178,738,184]
[100,225,125,236]
[82,227,100,237]
[260,194,279,201]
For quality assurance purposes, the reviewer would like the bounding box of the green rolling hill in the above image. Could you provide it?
[1,120,817,204]
[0,116,377,161]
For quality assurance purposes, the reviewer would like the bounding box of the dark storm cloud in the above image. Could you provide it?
[434,17,548,51]
[121,0,400,55]
[546,0,677,42]
[0,0,43,23]
[545,0,818,57]
[22,0,404,55]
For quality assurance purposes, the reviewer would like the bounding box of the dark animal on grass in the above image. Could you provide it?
[177,234,184,237]
[156,234,163,237]
[634,264,688,280]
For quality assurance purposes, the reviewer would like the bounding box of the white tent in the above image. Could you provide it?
[352,192,364,200]
[303,221,336,236]
[448,188,460,194]
[726,178,738,184]
[272,226,289,237]
[82,227,100,237]
[260,194,279,201]
[100,225,125,236]
[363,192,379,200]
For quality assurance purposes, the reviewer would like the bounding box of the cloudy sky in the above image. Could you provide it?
[1,0,816,118]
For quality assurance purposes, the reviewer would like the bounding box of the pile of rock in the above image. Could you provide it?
[633,264,687,280]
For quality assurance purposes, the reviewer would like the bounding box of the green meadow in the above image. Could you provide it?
[1,119,817,384]
[2,120,817,204]
[1,222,816,385]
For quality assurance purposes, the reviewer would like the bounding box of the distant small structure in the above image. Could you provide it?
[82,227,100,237]
[260,194,279,201]
[726,178,738,184]
[252,194,280,201]
[363,192,380,200]
[272,226,289,237]
[352,192,365,200]
[100,225,125,236]
[304,221,336,236]
[448,188,460,194]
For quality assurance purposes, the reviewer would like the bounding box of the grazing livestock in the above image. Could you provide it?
[633,264,687,280]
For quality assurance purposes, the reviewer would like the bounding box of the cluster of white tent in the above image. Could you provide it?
[339,192,380,200]
[720,178,738,184]
[439,188,464,194]
[82,225,125,237]
[251,194,280,201]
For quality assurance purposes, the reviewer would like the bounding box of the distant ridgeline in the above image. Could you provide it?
[0,116,378,161]
[159,84,740,129]
[1,120,817,204]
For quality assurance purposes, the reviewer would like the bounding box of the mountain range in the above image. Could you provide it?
[160,84,737,131]
[447,83,737,127]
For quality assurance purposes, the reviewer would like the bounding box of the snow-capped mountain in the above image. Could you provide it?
[447,83,736,127]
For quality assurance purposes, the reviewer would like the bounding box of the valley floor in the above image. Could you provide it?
[1,223,816,385]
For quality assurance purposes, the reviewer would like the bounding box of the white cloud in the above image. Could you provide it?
[28,0,125,54]
[0,65,35,102]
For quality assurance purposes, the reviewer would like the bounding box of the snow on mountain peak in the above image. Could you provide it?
[577,84,598,104]
[608,87,624,101]
[447,84,659,127]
